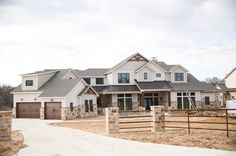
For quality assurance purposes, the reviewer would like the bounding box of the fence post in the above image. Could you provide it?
[226,109,229,137]
[151,106,165,132]
[187,110,190,134]
[105,107,119,134]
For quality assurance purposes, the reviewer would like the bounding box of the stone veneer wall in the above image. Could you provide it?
[61,107,80,120]
[0,111,12,141]
[78,104,98,118]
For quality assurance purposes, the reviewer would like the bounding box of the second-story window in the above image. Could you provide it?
[25,80,33,86]
[83,78,91,84]
[175,73,184,81]
[118,73,130,83]
[156,73,161,77]
[144,72,148,80]
[96,78,104,85]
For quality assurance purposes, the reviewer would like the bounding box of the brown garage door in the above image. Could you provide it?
[45,102,61,119]
[17,102,41,118]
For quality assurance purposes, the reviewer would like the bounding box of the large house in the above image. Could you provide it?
[216,68,236,105]
[11,53,218,119]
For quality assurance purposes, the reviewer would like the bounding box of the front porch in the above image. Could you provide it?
[97,91,171,112]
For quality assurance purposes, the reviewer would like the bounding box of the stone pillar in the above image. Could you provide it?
[151,106,165,132]
[0,111,12,141]
[40,108,45,119]
[61,108,67,120]
[105,107,119,134]
[12,107,16,118]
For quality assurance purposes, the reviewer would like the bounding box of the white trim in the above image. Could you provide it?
[104,53,149,74]
[11,91,43,94]
[62,69,80,79]
[141,89,171,92]
[170,65,188,72]
[80,76,107,78]
[136,61,167,73]
[78,86,99,97]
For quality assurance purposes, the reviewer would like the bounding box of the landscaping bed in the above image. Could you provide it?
[0,130,27,156]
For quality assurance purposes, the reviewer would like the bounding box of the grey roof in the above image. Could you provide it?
[217,83,236,92]
[92,86,108,93]
[77,68,109,77]
[154,61,174,71]
[198,82,217,93]
[21,69,58,75]
[136,81,172,90]
[78,86,89,96]
[92,85,140,93]
[170,73,203,91]
[12,69,82,97]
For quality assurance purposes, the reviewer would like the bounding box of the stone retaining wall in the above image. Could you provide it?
[0,111,12,141]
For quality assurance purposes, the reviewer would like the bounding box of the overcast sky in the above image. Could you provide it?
[0,0,235,86]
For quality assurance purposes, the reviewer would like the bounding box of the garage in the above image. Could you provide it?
[17,102,41,118]
[45,102,61,119]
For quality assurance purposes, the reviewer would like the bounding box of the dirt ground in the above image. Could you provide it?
[50,115,236,151]
[0,130,27,156]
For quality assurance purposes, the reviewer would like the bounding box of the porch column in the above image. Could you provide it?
[140,93,144,107]
[168,91,171,108]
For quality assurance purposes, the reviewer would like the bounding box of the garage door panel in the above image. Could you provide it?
[45,102,61,119]
[17,103,40,118]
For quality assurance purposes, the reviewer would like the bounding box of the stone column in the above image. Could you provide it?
[12,107,16,118]
[151,106,165,132]
[105,107,119,134]
[40,108,45,119]
[0,111,12,141]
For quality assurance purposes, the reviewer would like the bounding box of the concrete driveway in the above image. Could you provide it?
[12,119,236,156]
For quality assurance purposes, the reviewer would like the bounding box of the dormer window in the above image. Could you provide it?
[175,73,184,81]
[118,73,130,83]
[144,72,148,80]
[156,73,161,77]
[25,80,33,86]
[96,78,104,85]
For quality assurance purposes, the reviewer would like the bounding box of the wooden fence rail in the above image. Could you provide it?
[162,109,236,137]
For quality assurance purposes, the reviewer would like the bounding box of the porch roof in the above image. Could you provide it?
[92,85,140,93]
[136,81,172,91]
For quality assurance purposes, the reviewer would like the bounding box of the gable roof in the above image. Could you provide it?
[136,61,167,73]
[224,67,236,79]
[78,86,99,96]
[104,53,149,74]
[12,69,83,97]
[78,68,109,77]
[169,64,189,72]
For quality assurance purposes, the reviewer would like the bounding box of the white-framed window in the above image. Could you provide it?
[25,80,33,86]
[83,78,91,84]
[175,73,184,81]
[118,73,130,83]
[85,99,94,112]
[144,72,148,80]
[117,94,132,111]
[177,92,195,109]
[96,78,104,84]
[156,73,161,77]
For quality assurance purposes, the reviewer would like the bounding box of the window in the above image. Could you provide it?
[83,78,91,84]
[117,94,132,111]
[70,102,73,111]
[85,100,89,112]
[118,73,130,83]
[175,73,184,81]
[25,80,33,86]
[89,100,93,111]
[177,92,196,109]
[144,72,148,80]
[96,78,104,85]
[156,73,161,77]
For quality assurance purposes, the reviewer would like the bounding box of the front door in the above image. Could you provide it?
[144,98,153,110]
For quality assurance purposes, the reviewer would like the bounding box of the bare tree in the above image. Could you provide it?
[0,84,13,111]
[205,77,222,86]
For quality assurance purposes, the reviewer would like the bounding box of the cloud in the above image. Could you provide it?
[0,0,235,86]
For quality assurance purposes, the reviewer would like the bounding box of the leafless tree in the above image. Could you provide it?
[205,77,222,86]
[0,84,13,111]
